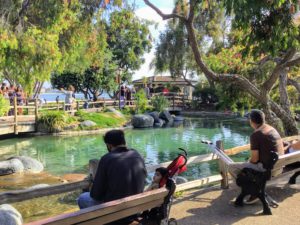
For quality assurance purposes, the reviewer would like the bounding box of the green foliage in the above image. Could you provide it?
[224,0,300,56]
[0,95,10,116]
[193,86,218,104]
[150,95,169,112]
[205,45,254,74]
[135,89,148,113]
[38,111,73,132]
[106,8,152,82]
[169,85,181,93]
[121,106,135,115]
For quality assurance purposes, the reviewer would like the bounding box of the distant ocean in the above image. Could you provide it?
[40,92,110,102]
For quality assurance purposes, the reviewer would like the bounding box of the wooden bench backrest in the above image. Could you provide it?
[25,188,168,225]
[271,151,300,176]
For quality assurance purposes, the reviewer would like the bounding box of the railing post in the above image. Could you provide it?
[217,140,229,189]
[76,101,79,111]
[173,93,175,110]
[35,98,38,131]
[63,102,66,111]
[14,96,18,134]
[89,159,99,181]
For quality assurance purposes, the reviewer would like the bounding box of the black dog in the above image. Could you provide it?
[235,167,272,215]
[234,152,279,215]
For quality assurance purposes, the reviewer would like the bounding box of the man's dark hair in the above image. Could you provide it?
[103,129,126,146]
[250,109,265,125]
[155,167,168,178]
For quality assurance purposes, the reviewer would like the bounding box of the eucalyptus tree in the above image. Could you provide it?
[145,0,300,135]
[105,8,152,84]
[0,0,120,95]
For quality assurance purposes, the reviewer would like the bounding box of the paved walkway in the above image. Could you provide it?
[171,175,300,225]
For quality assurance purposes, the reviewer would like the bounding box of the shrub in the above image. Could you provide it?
[135,89,148,113]
[39,111,71,132]
[150,95,169,112]
[0,95,10,116]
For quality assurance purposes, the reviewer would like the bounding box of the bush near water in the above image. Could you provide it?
[38,110,126,133]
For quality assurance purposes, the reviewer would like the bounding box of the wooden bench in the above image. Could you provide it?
[234,145,300,215]
[271,150,300,182]
[24,179,176,225]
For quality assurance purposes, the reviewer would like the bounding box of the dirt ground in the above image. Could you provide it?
[170,174,300,225]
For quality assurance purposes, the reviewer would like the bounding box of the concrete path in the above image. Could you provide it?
[170,175,300,225]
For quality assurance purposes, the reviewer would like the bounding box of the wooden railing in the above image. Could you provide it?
[1,135,298,205]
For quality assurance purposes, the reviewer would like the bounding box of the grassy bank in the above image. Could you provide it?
[38,110,127,133]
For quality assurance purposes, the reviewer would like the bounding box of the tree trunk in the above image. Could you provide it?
[262,104,284,136]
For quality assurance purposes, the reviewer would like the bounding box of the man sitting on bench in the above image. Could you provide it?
[228,109,284,204]
[77,129,147,212]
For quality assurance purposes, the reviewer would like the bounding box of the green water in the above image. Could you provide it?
[0,117,252,180]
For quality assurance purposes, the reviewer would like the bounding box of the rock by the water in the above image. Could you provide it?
[105,107,125,118]
[0,156,44,176]
[159,110,174,123]
[154,119,164,128]
[148,111,160,123]
[13,156,43,173]
[132,115,154,128]
[80,120,97,127]
[0,158,24,175]
[0,204,23,225]
[63,124,79,131]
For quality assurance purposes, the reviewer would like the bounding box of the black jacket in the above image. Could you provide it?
[90,147,147,202]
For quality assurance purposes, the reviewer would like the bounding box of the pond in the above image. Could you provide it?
[0,117,253,222]
[0,117,252,180]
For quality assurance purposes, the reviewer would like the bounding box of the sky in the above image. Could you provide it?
[132,0,175,80]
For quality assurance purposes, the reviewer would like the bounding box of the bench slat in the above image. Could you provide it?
[273,151,300,169]
[25,188,168,225]
[80,199,163,225]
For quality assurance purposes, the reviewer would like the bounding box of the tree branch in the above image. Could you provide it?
[13,0,31,27]
[285,57,300,67]
[287,78,300,93]
[143,0,187,21]
[181,70,196,88]
[262,48,297,93]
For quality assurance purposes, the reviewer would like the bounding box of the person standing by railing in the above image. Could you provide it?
[60,85,75,111]
[15,86,24,115]
[8,84,16,116]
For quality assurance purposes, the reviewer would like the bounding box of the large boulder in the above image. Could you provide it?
[0,204,23,225]
[159,110,174,123]
[0,156,44,176]
[13,156,44,172]
[147,111,160,123]
[154,119,165,128]
[105,107,125,118]
[0,158,24,175]
[80,120,97,127]
[132,115,154,128]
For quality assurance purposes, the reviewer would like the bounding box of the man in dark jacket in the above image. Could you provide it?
[78,129,147,209]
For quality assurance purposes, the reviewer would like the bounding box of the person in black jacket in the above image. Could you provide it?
[77,129,147,209]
